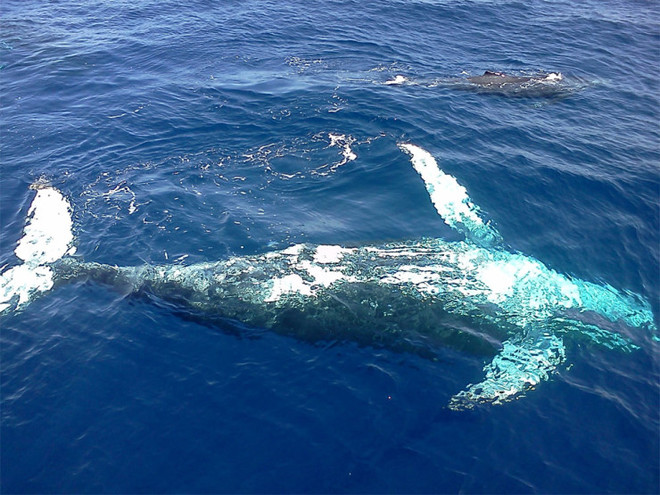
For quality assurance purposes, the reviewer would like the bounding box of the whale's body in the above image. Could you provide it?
[1,143,656,409]
[467,70,559,86]
[384,71,579,99]
[457,71,570,98]
[466,71,564,91]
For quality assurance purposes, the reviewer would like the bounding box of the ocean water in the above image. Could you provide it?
[1,0,659,493]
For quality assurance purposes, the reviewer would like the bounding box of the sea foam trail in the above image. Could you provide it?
[398,143,502,247]
[328,133,357,166]
[0,187,75,312]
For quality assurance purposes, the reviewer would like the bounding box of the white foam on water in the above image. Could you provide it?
[328,133,357,166]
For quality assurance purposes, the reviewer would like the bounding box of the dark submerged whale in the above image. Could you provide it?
[1,144,656,410]
[463,70,569,97]
[384,70,583,98]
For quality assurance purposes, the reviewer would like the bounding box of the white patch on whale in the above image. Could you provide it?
[313,245,354,264]
[0,265,55,313]
[263,258,356,303]
[475,258,582,309]
[282,244,304,257]
[15,187,75,265]
[384,75,408,85]
[544,72,563,81]
[265,274,312,302]
[0,186,75,312]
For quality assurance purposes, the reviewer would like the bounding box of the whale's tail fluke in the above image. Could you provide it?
[0,185,76,313]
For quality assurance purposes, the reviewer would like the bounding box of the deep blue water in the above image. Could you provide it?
[1,1,659,493]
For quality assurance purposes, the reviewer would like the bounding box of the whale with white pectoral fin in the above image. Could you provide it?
[1,144,656,410]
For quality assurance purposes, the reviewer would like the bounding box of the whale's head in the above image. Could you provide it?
[572,280,658,343]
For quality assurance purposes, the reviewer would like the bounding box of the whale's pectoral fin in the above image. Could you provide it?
[399,143,503,248]
[448,330,566,410]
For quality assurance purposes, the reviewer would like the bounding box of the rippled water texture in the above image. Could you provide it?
[1,1,658,493]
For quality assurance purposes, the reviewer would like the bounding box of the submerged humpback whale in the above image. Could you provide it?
[1,144,656,409]
[467,70,562,86]
[384,71,580,98]
[463,71,567,97]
